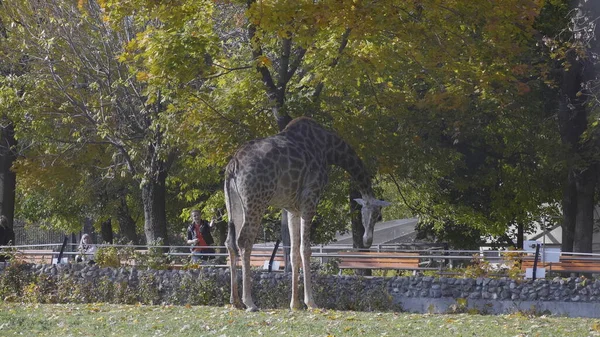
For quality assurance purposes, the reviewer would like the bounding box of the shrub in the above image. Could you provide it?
[175,272,228,306]
[95,247,121,268]
[95,239,136,268]
[0,261,33,301]
[134,238,170,270]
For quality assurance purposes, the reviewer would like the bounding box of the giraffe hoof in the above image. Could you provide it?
[245,306,259,312]
[306,302,318,310]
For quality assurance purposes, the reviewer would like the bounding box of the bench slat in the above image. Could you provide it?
[16,249,54,264]
[521,257,600,273]
[228,248,287,270]
[337,251,421,270]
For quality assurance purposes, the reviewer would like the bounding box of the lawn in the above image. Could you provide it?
[1,302,599,337]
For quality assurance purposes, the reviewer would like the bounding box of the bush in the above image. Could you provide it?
[134,238,170,270]
[95,247,121,268]
[0,264,399,311]
[0,261,34,301]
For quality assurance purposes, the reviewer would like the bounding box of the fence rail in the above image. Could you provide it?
[3,243,600,276]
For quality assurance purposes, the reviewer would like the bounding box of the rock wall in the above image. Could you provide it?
[3,263,600,317]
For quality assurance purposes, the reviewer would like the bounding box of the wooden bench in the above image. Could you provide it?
[337,251,421,270]
[15,249,54,264]
[227,247,286,270]
[521,256,600,274]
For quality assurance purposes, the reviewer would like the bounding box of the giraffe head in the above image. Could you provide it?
[354,197,391,248]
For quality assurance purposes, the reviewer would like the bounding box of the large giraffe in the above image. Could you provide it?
[224,117,389,311]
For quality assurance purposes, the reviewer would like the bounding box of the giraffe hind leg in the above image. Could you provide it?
[236,220,260,312]
[240,244,258,312]
[225,221,243,309]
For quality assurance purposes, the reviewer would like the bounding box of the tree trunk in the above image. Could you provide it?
[350,186,371,276]
[561,170,577,252]
[100,218,113,244]
[116,195,139,245]
[141,169,170,247]
[571,0,600,253]
[0,120,17,229]
[350,187,364,249]
[556,0,598,251]
[516,223,524,249]
[573,164,597,253]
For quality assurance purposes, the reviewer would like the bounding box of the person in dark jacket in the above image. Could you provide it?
[186,210,215,262]
[0,215,15,262]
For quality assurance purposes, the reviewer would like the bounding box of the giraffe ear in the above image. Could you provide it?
[353,198,366,206]
[374,199,392,207]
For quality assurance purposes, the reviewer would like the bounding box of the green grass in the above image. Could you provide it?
[1,302,599,337]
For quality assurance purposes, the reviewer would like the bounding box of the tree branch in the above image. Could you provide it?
[248,22,278,97]
[287,46,307,83]
[313,28,351,101]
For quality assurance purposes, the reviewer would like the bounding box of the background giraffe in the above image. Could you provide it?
[224,117,390,311]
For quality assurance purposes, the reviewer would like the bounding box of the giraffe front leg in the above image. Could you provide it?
[288,211,303,310]
[301,214,317,309]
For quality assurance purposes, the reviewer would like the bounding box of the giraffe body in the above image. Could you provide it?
[224,117,389,311]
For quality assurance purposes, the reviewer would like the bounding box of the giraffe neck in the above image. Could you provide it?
[327,140,374,198]
[282,118,374,198]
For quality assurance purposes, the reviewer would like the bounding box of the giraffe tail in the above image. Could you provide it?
[226,220,238,257]
[224,160,240,258]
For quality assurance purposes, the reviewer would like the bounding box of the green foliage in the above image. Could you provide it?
[90,238,135,268]
[464,255,493,279]
[0,262,33,301]
[137,273,161,305]
[319,258,341,276]
[95,247,121,268]
[448,298,470,314]
[133,238,170,270]
[416,221,483,250]
[313,275,400,312]
[0,0,581,249]
[173,273,228,306]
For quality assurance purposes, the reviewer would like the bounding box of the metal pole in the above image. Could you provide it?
[532,243,541,280]
[56,236,68,264]
[268,239,280,272]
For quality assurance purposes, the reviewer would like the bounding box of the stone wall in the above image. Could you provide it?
[3,263,600,317]
[388,275,600,302]
[387,275,600,317]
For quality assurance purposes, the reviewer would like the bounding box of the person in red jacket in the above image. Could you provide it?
[186,210,215,262]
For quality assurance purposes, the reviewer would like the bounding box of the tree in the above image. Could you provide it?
[0,0,214,244]
[545,0,600,253]
[312,0,562,247]
[1,0,583,255]
[118,0,561,249]
[0,0,21,230]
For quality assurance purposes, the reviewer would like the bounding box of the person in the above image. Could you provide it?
[186,210,215,262]
[76,233,97,264]
[0,215,14,262]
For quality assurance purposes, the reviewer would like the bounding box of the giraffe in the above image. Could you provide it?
[224,117,390,311]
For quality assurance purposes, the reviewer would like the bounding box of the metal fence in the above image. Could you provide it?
[13,222,68,246]
[5,243,600,276]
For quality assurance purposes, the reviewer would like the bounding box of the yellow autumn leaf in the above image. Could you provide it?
[136,71,149,82]
[257,55,272,67]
